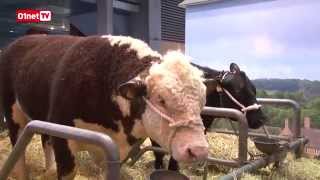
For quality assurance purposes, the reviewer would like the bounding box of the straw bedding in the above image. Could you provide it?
[0,130,319,180]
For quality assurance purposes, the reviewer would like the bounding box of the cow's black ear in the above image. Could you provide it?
[118,80,147,100]
[204,79,218,94]
[230,63,240,74]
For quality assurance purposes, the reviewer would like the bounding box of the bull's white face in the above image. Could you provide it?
[141,51,209,163]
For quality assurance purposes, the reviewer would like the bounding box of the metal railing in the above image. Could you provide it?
[216,98,307,179]
[257,98,301,138]
[126,106,249,168]
[202,107,248,165]
[0,120,120,180]
[220,138,308,180]
[125,98,307,180]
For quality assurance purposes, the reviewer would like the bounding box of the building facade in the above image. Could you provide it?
[0,0,185,54]
[280,117,320,158]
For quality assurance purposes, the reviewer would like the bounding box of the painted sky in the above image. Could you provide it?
[186,0,320,80]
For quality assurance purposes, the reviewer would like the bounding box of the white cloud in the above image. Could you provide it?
[251,35,286,58]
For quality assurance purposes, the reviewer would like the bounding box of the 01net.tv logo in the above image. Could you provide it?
[16,9,52,23]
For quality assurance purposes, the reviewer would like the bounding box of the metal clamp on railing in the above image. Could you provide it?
[0,120,120,180]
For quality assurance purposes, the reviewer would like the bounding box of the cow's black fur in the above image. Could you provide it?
[151,63,266,170]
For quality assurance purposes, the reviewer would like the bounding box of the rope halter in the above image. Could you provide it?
[142,97,205,151]
[217,71,262,115]
[221,87,262,114]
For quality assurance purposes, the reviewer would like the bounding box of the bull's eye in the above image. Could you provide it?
[158,96,166,106]
[160,99,166,106]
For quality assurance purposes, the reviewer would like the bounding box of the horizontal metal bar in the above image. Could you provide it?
[219,138,308,180]
[128,146,168,166]
[0,120,120,180]
[202,107,246,122]
[206,157,239,168]
[211,129,290,141]
[257,98,300,110]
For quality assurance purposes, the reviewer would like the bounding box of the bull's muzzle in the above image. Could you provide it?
[183,145,209,162]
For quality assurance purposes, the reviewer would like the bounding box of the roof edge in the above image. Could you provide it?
[179,0,224,8]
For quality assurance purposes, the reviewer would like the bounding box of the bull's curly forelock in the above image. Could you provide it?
[150,50,205,85]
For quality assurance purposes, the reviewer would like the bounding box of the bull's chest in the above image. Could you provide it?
[68,119,145,163]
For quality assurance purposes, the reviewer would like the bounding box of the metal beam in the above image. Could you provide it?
[113,0,140,12]
[211,129,290,141]
[206,157,239,167]
[97,0,113,34]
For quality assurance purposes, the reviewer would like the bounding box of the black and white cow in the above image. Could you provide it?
[152,63,267,170]
[0,34,209,179]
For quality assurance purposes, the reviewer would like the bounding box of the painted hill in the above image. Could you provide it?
[253,79,320,99]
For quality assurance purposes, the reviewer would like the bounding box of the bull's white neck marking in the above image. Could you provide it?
[73,119,139,161]
[112,95,131,117]
[101,35,161,59]
[11,100,29,128]
[131,119,147,139]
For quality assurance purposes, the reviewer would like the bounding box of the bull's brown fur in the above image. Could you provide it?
[0,34,160,177]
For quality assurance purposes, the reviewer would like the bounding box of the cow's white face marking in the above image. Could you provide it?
[112,95,131,117]
[71,119,133,161]
[101,35,161,59]
[141,51,209,163]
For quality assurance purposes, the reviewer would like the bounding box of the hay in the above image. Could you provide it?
[0,131,319,180]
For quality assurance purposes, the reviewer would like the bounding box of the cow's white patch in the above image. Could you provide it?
[112,95,130,117]
[131,119,147,139]
[71,119,132,161]
[11,101,29,128]
[101,35,161,59]
[10,101,30,180]
[43,141,56,171]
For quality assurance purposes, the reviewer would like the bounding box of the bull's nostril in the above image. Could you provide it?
[187,148,196,160]
[186,146,208,161]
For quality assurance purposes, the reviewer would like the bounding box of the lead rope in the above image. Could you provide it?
[219,86,262,115]
[218,81,270,162]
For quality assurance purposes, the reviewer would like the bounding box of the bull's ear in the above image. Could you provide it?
[230,63,240,74]
[204,79,218,94]
[118,80,147,100]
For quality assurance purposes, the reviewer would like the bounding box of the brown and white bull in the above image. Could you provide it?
[0,35,208,179]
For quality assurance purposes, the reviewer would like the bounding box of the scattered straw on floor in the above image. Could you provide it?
[0,130,319,180]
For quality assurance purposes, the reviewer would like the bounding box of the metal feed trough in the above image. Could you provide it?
[0,120,120,180]
[127,98,308,180]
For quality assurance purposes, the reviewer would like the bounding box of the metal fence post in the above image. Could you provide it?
[0,120,120,180]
